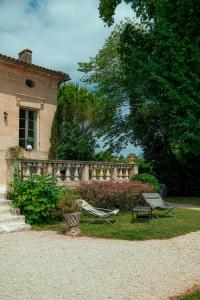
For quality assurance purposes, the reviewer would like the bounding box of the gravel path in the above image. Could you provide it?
[176,204,200,211]
[0,231,200,300]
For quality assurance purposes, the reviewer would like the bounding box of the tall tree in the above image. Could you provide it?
[99,0,200,195]
[49,83,99,161]
[79,1,200,194]
[78,23,133,152]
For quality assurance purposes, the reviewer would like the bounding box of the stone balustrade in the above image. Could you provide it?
[18,159,138,186]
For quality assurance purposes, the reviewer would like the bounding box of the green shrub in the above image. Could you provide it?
[8,174,65,224]
[135,157,153,173]
[78,181,154,210]
[130,173,159,191]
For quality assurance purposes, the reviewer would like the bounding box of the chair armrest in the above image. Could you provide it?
[95,207,112,212]
[164,201,176,207]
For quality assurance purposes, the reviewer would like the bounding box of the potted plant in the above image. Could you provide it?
[26,137,34,150]
[58,191,82,235]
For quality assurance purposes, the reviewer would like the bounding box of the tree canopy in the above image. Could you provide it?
[78,23,132,151]
[78,0,200,194]
[49,83,100,161]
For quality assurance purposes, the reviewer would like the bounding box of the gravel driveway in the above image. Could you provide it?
[0,231,200,300]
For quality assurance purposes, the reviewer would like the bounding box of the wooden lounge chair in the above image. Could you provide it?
[142,193,175,217]
[78,199,119,224]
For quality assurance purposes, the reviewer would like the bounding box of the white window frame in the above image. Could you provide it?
[19,108,37,149]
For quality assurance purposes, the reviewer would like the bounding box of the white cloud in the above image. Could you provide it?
[0,0,134,81]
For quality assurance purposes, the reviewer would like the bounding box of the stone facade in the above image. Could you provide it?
[0,50,69,191]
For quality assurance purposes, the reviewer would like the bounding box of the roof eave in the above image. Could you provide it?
[0,53,70,81]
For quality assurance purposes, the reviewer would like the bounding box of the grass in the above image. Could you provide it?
[175,289,200,300]
[180,290,200,300]
[33,208,200,241]
[166,196,200,206]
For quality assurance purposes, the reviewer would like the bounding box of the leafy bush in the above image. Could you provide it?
[77,181,154,210]
[130,173,159,191]
[58,190,82,214]
[135,157,153,173]
[8,174,65,224]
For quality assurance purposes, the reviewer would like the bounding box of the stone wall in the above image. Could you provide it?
[0,60,64,191]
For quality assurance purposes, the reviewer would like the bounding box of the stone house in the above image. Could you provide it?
[0,49,138,233]
[0,49,69,192]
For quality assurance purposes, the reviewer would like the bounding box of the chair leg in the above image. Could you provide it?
[162,208,175,217]
[104,218,113,225]
[89,216,114,225]
[155,208,175,218]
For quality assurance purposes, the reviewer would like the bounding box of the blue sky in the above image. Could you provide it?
[0,0,135,81]
[0,0,141,155]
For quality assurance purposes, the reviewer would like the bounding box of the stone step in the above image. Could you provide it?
[0,222,31,234]
[0,193,6,199]
[0,194,31,233]
[0,207,11,215]
[0,200,12,208]
[0,215,25,223]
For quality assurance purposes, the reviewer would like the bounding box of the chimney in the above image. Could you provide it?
[18,49,32,64]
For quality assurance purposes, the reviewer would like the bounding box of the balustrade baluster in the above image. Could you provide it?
[18,160,137,184]
[105,168,111,181]
[56,167,61,177]
[112,166,118,180]
[24,166,30,178]
[37,165,41,175]
[92,167,97,181]
[47,164,53,175]
[118,168,123,180]
[42,164,47,174]
[133,165,138,175]
[124,168,129,181]
[81,164,89,181]
[99,167,104,181]
[74,165,80,181]
[65,166,71,181]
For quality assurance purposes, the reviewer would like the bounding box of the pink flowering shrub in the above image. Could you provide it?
[77,181,154,210]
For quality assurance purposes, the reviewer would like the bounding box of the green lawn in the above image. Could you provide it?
[33,208,200,241]
[166,196,200,206]
[176,289,200,300]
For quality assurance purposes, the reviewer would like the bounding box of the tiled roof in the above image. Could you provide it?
[0,53,70,80]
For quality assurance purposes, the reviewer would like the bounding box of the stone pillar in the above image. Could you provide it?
[91,166,97,181]
[74,166,80,181]
[81,164,89,182]
[99,168,104,181]
[112,166,118,181]
[133,164,138,175]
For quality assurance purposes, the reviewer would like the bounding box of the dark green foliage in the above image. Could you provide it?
[118,8,200,194]
[49,83,99,160]
[135,157,152,173]
[92,150,122,162]
[131,173,159,191]
[80,0,200,195]
[9,175,65,224]
[98,0,122,26]
[78,24,130,151]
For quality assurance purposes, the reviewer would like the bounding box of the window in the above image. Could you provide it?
[19,109,37,149]
[26,79,35,88]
